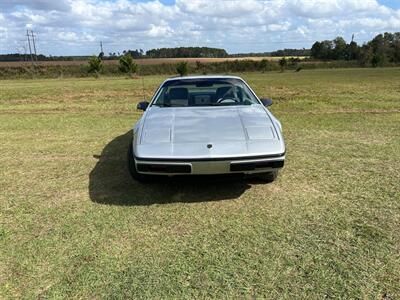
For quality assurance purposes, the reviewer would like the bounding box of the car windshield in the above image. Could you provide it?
[151,78,260,107]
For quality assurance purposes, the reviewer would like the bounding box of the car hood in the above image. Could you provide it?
[135,105,285,159]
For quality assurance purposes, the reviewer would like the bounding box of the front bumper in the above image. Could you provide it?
[135,154,285,176]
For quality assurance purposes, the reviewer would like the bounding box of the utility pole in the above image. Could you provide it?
[26,30,34,64]
[31,30,38,61]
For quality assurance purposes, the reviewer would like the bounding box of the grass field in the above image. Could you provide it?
[0,68,399,298]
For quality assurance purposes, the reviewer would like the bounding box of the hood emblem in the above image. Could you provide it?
[207,144,213,149]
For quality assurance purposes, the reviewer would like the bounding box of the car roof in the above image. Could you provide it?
[163,75,244,82]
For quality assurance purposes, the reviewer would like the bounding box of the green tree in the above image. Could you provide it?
[393,32,400,63]
[259,59,270,72]
[332,37,347,60]
[279,57,287,71]
[146,47,228,58]
[311,40,334,59]
[371,54,384,67]
[176,61,188,76]
[347,41,360,60]
[119,54,139,74]
[311,41,322,58]
[87,56,103,74]
[359,45,374,66]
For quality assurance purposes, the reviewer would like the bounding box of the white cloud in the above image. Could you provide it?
[147,24,173,38]
[267,22,291,32]
[339,16,400,30]
[286,0,382,18]
[57,31,78,42]
[176,0,264,18]
[0,0,399,55]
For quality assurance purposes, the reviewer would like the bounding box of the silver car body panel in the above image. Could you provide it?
[132,76,285,175]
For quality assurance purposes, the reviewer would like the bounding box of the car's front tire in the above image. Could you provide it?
[127,140,150,183]
[258,170,279,183]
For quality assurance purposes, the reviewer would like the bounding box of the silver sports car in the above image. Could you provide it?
[128,75,285,182]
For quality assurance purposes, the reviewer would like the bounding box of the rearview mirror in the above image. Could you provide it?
[137,101,149,111]
[260,98,273,107]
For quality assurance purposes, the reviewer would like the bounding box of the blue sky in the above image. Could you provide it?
[1,0,400,55]
[379,0,400,9]
[155,0,400,9]
[152,0,400,8]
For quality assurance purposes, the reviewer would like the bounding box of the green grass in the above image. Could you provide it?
[0,68,399,299]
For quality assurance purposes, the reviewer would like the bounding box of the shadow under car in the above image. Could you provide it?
[88,131,255,206]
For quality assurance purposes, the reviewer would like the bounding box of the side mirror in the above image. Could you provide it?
[260,98,273,107]
[137,101,149,111]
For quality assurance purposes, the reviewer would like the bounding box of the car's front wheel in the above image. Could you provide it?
[258,170,279,183]
[127,140,150,183]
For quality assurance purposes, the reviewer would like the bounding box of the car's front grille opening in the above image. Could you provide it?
[137,163,191,174]
[230,160,284,172]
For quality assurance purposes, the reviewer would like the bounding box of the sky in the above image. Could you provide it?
[0,0,400,56]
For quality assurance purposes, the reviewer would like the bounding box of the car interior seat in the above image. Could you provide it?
[165,87,189,107]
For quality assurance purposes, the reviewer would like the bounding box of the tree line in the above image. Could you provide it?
[231,49,310,57]
[113,47,229,59]
[311,32,400,66]
[0,47,228,61]
[145,47,228,58]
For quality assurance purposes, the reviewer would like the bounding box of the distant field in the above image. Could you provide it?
[0,56,305,67]
[0,68,399,298]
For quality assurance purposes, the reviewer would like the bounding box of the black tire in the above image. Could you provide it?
[258,170,279,183]
[127,140,150,182]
